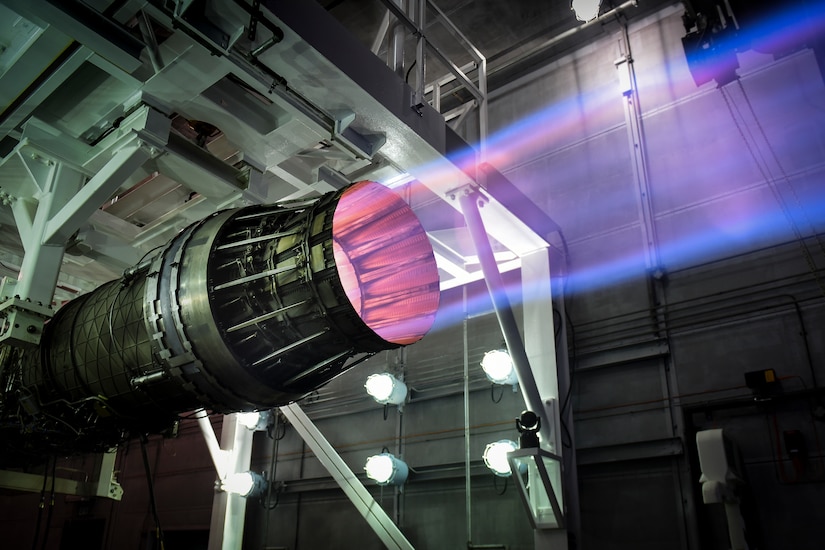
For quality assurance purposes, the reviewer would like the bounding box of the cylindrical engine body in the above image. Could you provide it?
[2,181,440,458]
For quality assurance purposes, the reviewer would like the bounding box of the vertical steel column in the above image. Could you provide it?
[523,249,580,546]
[521,251,561,453]
[412,0,426,110]
[463,286,473,545]
[617,23,696,550]
[206,414,255,550]
[197,412,229,478]
[393,347,406,526]
[388,0,407,79]
[477,56,488,161]
[460,189,575,548]
[10,109,167,305]
[457,190,546,442]
[371,10,391,55]
[13,163,84,305]
[280,403,415,550]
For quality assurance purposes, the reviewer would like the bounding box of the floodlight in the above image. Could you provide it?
[365,373,408,405]
[480,349,518,386]
[483,440,519,477]
[237,411,263,430]
[571,0,601,22]
[221,471,267,498]
[364,453,408,486]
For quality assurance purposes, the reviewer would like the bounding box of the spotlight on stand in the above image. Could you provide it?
[571,0,602,22]
[516,410,541,449]
[508,410,565,529]
[220,471,267,498]
[0,180,440,465]
[364,453,408,486]
[481,349,518,386]
[483,439,519,477]
[365,373,408,406]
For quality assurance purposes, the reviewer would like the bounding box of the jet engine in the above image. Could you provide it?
[0,180,440,462]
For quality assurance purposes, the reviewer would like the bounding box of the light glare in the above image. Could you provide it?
[222,472,255,496]
[483,440,518,477]
[481,349,518,386]
[365,453,409,486]
[237,412,261,430]
[333,181,440,345]
[365,454,395,483]
[365,373,407,405]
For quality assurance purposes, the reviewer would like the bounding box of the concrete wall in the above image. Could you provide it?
[471,3,825,550]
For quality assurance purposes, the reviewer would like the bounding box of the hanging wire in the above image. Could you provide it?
[492,474,508,495]
[720,83,825,297]
[30,457,51,550]
[263,411,285,515]
[736,78,825,262]
[405,60,417,84]
[560,307,578,450]
[40,457,57,550]
[490,382,504,403]
[134,244,165,268]
[139,434,166,550]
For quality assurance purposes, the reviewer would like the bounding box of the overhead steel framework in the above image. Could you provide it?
[0,0,575,548]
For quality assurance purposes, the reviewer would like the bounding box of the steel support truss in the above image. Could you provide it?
[456,184,580,548]
[0,451,123,501]
[196,405,415,550]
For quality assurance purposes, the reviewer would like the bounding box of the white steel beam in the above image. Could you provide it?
[204,413,255,550]
[14,163,83,304]
[280,403,415,550]
[44,139,154,245]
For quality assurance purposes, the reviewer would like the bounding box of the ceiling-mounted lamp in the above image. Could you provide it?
[365,373,408,405]
[364,453,409,486]
[571,0,602,22]
[481,349,518,386]
[220,471,267,498]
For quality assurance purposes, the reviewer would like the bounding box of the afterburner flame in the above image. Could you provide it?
[333,181,440,345]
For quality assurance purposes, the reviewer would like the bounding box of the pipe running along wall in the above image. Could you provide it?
[0,181,440,461]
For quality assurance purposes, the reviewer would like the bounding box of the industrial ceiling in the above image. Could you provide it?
[0,0,675,303]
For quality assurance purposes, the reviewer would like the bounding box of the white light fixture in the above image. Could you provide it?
[571,0,602,22]
[483,439,519,477]
[237,411,270,431]
[365,453,409,486]
[365,373,408,405]
[480,349,518,386]
[220,471,267,498]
